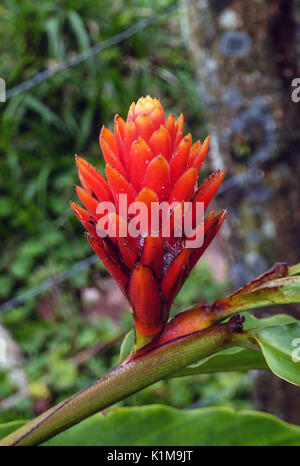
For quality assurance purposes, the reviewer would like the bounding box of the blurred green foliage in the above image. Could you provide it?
[0,0,250,424]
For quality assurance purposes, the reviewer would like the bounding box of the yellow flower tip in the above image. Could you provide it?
[127,96,165,128]
[136,95,160,113]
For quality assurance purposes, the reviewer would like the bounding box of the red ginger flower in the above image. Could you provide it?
[71,96,226,340]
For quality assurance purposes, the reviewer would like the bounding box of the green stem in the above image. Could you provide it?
[0,322,250,446]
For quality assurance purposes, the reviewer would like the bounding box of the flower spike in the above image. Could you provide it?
[72,96,226,340]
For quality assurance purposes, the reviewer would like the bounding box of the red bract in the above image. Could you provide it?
[71,96,226,339]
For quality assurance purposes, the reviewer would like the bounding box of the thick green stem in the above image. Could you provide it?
[0,322,250,446]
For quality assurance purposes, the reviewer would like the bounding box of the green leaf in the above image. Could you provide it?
[44,17,64,60]
[119,329,135,362]
[289,263,300,276]
[41,405,300,446]
[171,313,295,378]
[67,11,90,51]
[243,312,296,330]
[250,322,300,386]
[0,421,26,440]
[170,347,267,377]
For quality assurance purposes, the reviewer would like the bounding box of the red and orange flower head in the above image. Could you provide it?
[71,96,226,341]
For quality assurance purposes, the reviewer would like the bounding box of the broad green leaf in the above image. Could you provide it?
[243,312,296,330]
[250,322,300,386]
[171,314,295,378]
[41,405,300,446]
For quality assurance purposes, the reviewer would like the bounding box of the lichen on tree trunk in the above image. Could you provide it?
[184,0,300,423]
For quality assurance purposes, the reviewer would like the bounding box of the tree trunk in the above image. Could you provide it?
[184,0,300,423]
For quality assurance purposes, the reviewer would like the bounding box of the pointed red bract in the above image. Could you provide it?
[123,121,138,167]
[149,126,171,160]
[105,164,137,208]
[87,234,129,296]
[100,129,126,178]
[188,136,209,172]
[100,126,118,154]
[168,167,197,204]
[161,248,190,309]
[76,185,99,219]
[135,187,159,233]
[128,137,155,191]
[193,169,225,211]
[169,133,192,184]
[78,171,93,195]
[174,113,184,149]
[112,213,140,269]
[143,155,171,202]
[135,115,155,142]
[141,235,164,279]
[114,114,125,160]
[128,265,166,337]
[188,210,227,273]
[70,201,97,236]
[76,155,112,202]
[188,140,201,166]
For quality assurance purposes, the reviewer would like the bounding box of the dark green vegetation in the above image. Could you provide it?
[3,406,300,446]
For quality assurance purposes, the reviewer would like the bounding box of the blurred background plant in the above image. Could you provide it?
[1,0,299,427]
